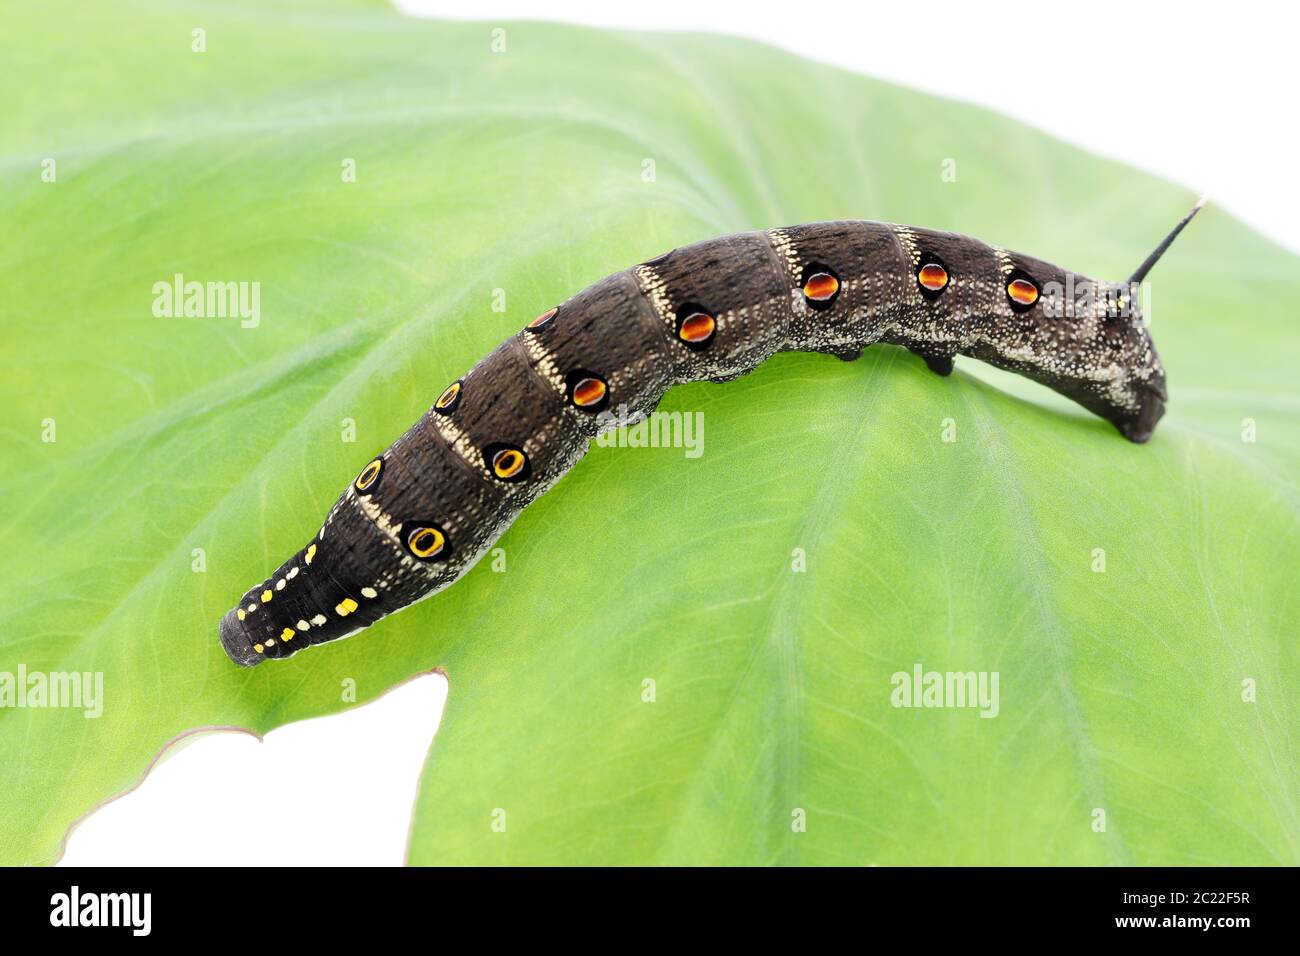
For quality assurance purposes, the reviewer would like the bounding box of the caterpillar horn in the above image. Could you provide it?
[1128,195,1208,286]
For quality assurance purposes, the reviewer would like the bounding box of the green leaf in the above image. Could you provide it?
[2,1,1296,866]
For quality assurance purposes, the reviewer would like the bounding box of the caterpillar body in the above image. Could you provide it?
[220,208,1201,666]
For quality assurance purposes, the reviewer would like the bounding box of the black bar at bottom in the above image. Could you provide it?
[0,866,1285,941]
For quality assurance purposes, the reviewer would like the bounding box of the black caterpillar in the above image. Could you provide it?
[219,203,1203,665]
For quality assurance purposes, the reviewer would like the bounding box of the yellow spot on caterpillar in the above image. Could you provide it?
[261,590,273,603]
[336,597,359,616]
[1007,277,1039,306]
[253,643,264,654]
[356,458,382,492]
[236,609,245,621]
[311,614,327,626]
[305,543,317,565]
[408,526,446,558]
[361,587,378,599]
[918,262,949,292]
[491,448,527,480]
[280,627,295,641]
[434,381,462,413]
[802,271,839,302]
[526,306,557,331]
[571,376,607,408]
[677,310,716,345]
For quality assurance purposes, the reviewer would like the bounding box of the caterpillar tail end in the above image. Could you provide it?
[219,608,266,667]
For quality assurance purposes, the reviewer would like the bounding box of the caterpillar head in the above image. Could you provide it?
[1098,280,1166,444]
[1076,198,1204,443]
[979,198,1202,444]
[1034,274,1167,444]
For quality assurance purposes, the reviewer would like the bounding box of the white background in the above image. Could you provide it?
[61,0,1295,866]
[400,0,1298,253]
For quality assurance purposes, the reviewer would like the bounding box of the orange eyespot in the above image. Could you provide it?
[571,375,607,409]
[677,310,716,346]
[492,448,526,480]
[918,262,949,292]
[355,458,382,492]
[407,526,445,559]
[527,307,557,331]
[434,381,462,413]
[802,271,840,302]
[1007,277,1039,307]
